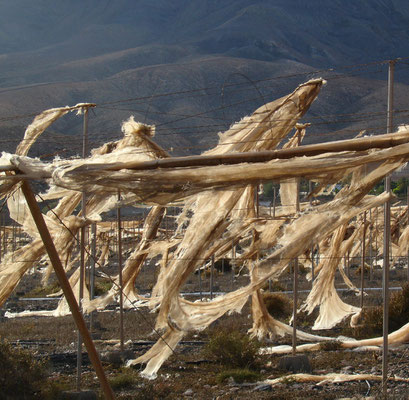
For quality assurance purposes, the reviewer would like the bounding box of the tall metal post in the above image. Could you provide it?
[255,184,259,218]
[198,265,202,300]
[210,255,215,300]
[117,191,124,353]
[272,187,276,219]
[309,180,313,205]
[89,222,97,330]
[77,106,89,391]
[360,211,367,309]
[292,127,302,356]
[231,240,235,290]
[311,243,315,283]
[407,188,409,281]
[383,59,395,394]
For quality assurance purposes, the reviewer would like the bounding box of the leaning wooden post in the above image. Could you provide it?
[20,180,115,400]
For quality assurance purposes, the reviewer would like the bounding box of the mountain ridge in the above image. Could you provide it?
[1,1,409,157]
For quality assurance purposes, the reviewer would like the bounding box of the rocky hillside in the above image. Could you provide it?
[1,0,409,156]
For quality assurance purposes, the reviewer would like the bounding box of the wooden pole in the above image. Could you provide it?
[20,180,115,400]
[70,130,409,173]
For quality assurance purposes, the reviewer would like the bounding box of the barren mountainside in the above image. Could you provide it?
[1,0,409,156]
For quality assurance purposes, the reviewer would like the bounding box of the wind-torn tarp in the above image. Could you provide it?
[1,79,409,380]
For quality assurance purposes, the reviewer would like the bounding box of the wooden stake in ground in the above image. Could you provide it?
[20,180,115,400]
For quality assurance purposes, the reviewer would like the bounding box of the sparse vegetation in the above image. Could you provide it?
[0,340,50,399]
[94,280,113,296]
[319,340,342,351]
[109,370,137,391]
[203,328,260,369]
[345,283,409,338]
[22,281,60,298]
[216,368,261,384]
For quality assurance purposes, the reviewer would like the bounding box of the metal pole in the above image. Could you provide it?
[89,222,97,331]
[360,212,367,309]
[210,255,215,300]
[292,257,298,356]
[198,265,202,300]
[407,187,409,282]
[117,191,124,353]
[311,243,315,283]
[256,185,259,218]
[77,106,89,391]
[20,180,115,400]
[383,59,395,394]
[347,250,350,278]
[231,240,235,290]
[273,187,276,219]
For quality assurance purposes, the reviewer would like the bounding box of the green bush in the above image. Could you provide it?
[203,329,260,369]
[0,340,47,399]
[262,292,292,320]
[217,368,261,384]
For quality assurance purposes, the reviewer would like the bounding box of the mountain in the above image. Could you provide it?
[1,0,409,157]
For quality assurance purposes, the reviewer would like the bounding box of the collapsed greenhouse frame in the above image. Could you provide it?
[1,78,409,397]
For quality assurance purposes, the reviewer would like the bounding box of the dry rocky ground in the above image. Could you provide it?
[1,262,409,399]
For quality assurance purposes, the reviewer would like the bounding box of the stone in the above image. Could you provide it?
[184,388,193,396]
[341,365,354,373]
[278,354,312,373]
[100,349,135,365]
[253,384,272,392]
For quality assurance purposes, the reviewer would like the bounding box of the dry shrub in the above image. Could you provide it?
[319,340,342,351]
[0,340,47,399]
[349,283,409,338]
[262,292,292,319]
[203,329,260,369]
[109,371,136,391]
[216,368,261,384]
[261,280,286,292]
[94,280,113,296]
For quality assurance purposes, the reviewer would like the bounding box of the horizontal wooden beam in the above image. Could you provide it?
[1,129,409,177]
